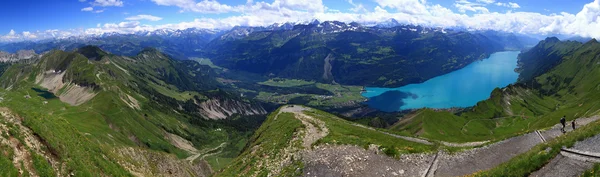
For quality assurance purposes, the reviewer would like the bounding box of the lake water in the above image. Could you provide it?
[362,51,520,112]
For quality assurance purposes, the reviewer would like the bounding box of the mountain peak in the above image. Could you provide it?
[544,37,560,43]
[77,45,108,61]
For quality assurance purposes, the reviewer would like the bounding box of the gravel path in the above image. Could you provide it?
[530,154,595,177]
[432,116,600,176]
[302,145,435,177]
[532,130,600,177]
[296,113,329,149]
[540,116,600,141]
[434,132,542,176]
[572,133,600,152]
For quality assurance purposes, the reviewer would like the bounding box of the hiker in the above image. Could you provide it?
[560,116,566,133]
[572,120,576,130]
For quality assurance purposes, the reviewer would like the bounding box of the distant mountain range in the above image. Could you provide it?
[0,20,540,87]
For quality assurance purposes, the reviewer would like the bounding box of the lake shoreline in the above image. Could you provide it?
[362,51,521,112]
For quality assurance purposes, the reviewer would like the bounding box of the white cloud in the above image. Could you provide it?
[347,0,367,13]
[150,0,325,14]
[454,0,490,13]
[125,15,163,21]
[496,2,520,8]
[476,0,495,4]
[375,0,430,15]
[81,7,94,11]
[5,0,600,42]
[92,0,123,7]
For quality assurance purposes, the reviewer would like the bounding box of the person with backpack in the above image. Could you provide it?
[560,116,566,133]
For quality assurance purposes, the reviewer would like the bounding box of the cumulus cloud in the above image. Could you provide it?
[4,0,600,42]
[454,0,490,13]
[125,15,163,21]
[496,2,520,8]
[92,0,123,7]
[81,7,94,11]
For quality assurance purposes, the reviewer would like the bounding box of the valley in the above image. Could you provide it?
[0,19,599,177]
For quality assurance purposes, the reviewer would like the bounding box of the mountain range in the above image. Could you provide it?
[2,19,599,176]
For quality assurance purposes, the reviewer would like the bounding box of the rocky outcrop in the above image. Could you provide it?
[35,70,97,106]
[0,50,38,63]
[198,98,267,120]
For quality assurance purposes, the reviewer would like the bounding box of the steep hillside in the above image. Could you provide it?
[0,46,267,176]
[390,38,600,144]
[204,22,529,87]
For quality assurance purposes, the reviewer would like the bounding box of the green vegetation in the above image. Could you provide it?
[218,109,305,176]
[32,152,55,177]
[205,25,525,87]
[0,144,19,176]
[258,78,315,87]
[0,47,267,176]
[391,39,600,144]
[305,109,435,156]
[250,78,365,110]
[476,117,600,176]
[582,164,600,177]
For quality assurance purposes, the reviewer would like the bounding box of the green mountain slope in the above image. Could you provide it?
[204,24,517,87]
[390,38,600,144]
[0,46,267,176]
[217,105,435,176]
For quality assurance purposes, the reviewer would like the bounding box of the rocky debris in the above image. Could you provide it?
[302,145,435,177]
[530,154,595,177]
[532,130,600,176]
[198,98,267,120]
[120,93,141,110]
[0,50,38,63]
[432,116,600,176]
[434,132,543,176]
[115,147,212,177]
[35,70,97,106]
[165,132,197,154]
[295,113,329,149]
[573,133,600,152]
[0,107,62,176]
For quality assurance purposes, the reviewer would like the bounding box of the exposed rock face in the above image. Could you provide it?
[198,98,267,120]
[0,50,38,63]
[35,70,97,106]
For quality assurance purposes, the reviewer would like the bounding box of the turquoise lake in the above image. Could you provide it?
[362,51,520,112]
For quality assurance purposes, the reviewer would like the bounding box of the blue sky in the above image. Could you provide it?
[1,0,599,41]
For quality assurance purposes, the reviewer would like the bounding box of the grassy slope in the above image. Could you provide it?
[0,48,257,175]
[219,106,436,176]
[390,40,600,144]
[305,109,435,155]
[475,39,600,176]
[218,108,304,176]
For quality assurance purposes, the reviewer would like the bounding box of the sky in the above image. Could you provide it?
[0,0,599,42]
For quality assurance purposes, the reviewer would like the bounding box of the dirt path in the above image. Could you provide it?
[431,116,600,176]
[295,113,329,149]
[302,145,436,177]
[532,133,600,177]
[186,142,227,163]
